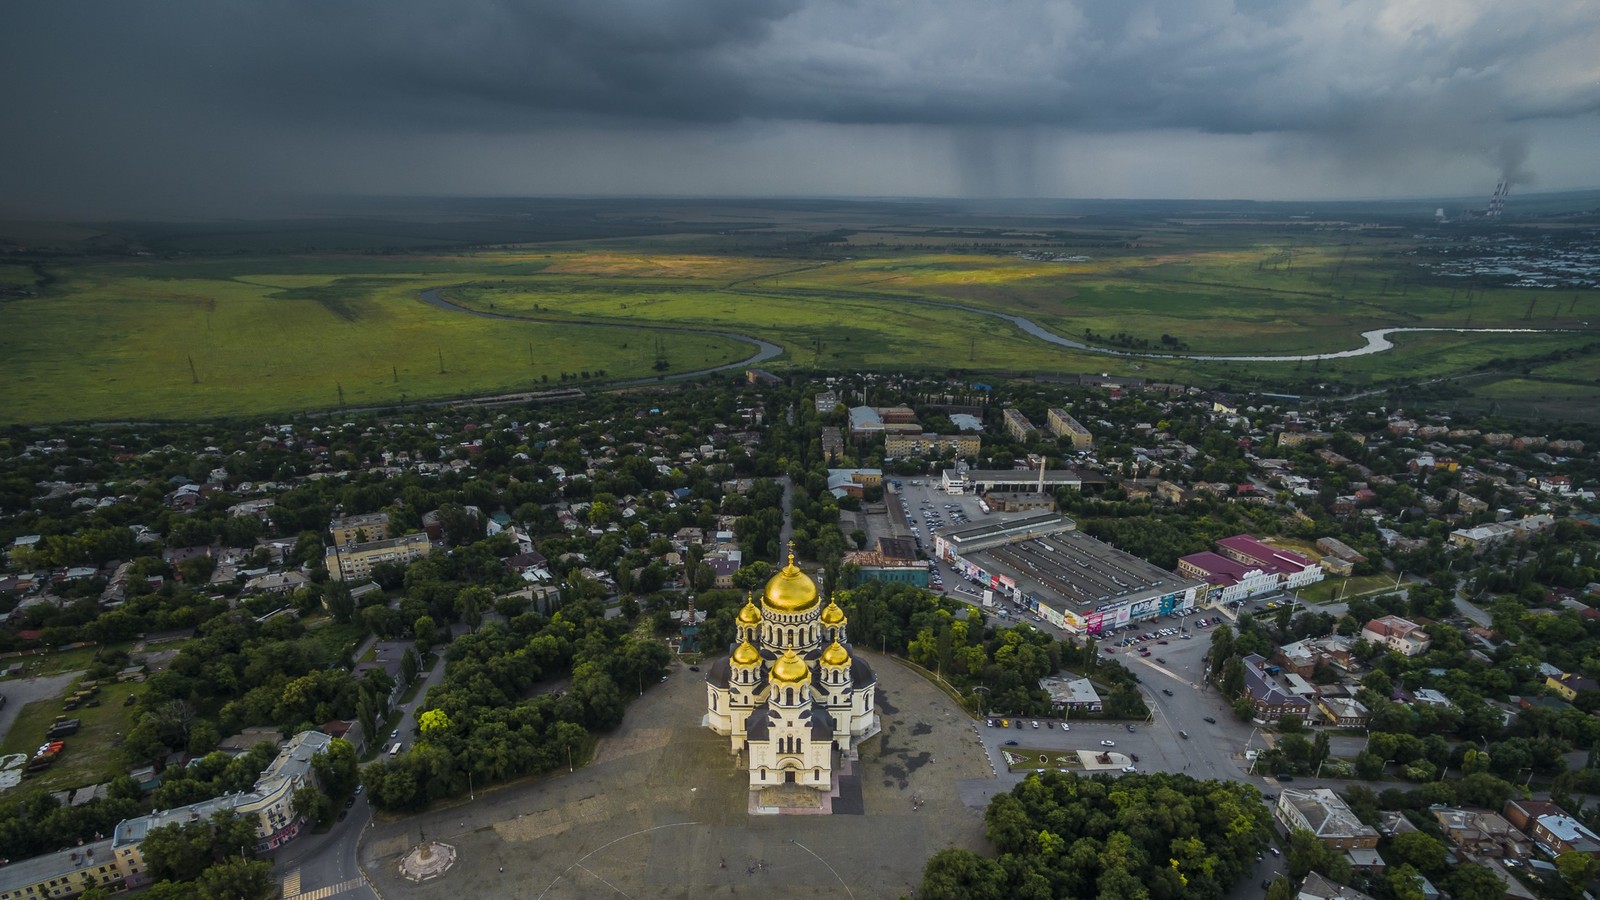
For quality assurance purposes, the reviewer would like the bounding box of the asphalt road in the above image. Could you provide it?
[274,650,450,900]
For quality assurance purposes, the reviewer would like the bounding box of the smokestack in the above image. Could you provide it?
[1487,180,1508,219]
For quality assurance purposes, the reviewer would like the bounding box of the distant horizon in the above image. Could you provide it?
[7,186,1600,226]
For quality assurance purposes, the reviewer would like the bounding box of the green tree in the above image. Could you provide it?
[324,579,355,624]
[192,856,275,900]
[292,785,332,826]
[1556,849,1600,892]
[311,738,360,798]
[1388,831,1448,879]
[1447,864,1508,900]
[413,615,438,648]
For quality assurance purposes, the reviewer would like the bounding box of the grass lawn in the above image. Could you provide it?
[999,747,1084,772]
[0,679,142,795]
[0,645,124,681]
[1299,574,1400,604]
[301,621,368,666]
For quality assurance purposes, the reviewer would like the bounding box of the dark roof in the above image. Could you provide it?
[745,707,772,741]
[802,702,837,739]
[850,654,877,687]
[706,657,731,689]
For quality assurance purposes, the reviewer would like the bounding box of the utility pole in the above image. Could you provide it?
[437,347,445,374]
[187,354,200,384]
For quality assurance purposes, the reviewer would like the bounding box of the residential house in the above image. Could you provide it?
[1296,872,1378,900]
[1317,696,1370,728]
[1002,408,1037,441]
[1274,788,1380,850]
[1242,654,1312,722]
[1431,807,1532,858]
[1046,408,1093,449]
[1361,616,1431,657]
[328,512,391,546]
[323,533,431,581]
[1501,799,1600,857]
[1545,672,1599,702]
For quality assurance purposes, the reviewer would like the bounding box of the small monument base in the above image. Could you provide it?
[399,840,458,882]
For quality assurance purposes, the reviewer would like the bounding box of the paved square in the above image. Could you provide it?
[360,651,990,898]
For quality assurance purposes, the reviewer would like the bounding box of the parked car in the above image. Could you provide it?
[1179,731,1189,740]
[1031,720,1039,729]
[1061,723,1069,731]
[1004,740,1018,747]
[1126,724,1135,732]
[1100,740,1116,747]
[1161,688,1173,696]
[1130,754,1140,762]
[1203,716,1217,724]
[1121,765,1137,773]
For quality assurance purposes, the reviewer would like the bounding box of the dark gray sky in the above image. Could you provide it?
[4,0,1597,217]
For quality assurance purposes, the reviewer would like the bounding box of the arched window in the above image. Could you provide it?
[786,688,794,705]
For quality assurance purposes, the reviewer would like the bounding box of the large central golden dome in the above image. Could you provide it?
[763,551,819,614]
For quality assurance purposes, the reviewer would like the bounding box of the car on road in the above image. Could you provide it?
[1157,640,1168,645]
[1154,657,1165,664]
[1270,847,1280,856]
[1130,754,1140,763]
[390,728,399,739]
[345,796,356,809]
[354,784,364,795]
[689,665,700,672]
[986,719,995,727]
[1203,716,1217,724]
[1060,723,1069,731]
[1126,724,1135,732]
[1121,766,1137,773]
[1161,688,1173,696]
[1031,720,1039,728]
[1179,731,1189,739]
[1003,740,1018,746]
[337,810,348,822]
[1100,740,1116,747]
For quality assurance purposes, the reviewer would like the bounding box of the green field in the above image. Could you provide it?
[1300,574,1399,604]
[0,262,754,423]
[3,212,1597,422]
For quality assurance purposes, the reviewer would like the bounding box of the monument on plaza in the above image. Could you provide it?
[704,548,880,801]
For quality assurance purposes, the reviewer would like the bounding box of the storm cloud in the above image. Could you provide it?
[3,0,1596,216]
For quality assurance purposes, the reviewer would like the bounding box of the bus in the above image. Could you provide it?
[389,742,402,756]
[977,499,991,514]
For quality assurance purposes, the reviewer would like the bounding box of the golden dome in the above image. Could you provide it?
[820,640,850,668]
[731,640,761,667]
[736,595,763,626]
[820,600,847,626]
[770,649,811,685]
[763,551,819,614]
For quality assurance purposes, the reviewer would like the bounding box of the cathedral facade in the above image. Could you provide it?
[704,553,879,793]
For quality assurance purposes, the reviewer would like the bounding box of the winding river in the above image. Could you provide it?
[420,286,1576,374]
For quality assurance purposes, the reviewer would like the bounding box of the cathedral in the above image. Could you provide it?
[704,551,880,795]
